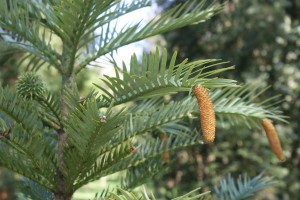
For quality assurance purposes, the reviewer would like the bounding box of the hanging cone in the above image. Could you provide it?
[261,119,285,161]
[193,85,216,143]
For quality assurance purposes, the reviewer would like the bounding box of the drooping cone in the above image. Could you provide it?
[261,119,285,161]
[193,85,215,143]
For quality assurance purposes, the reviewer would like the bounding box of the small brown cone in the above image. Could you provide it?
[162,151,169,163]
[193,85,215,143]
[159,133,169,163]
[261,119,285,161]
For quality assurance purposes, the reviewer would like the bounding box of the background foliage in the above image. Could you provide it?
[151,0,300,199]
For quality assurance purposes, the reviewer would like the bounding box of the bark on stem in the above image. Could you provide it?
[54,192,73,200]
[55,75,75,200]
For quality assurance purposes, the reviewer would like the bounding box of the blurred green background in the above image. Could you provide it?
[0,0,299,199]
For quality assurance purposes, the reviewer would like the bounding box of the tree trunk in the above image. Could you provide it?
[54,192,73,200]
[55,75,75,200]
[55,43,76,200]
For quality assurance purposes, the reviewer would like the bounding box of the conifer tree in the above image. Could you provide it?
[0,0,286,199]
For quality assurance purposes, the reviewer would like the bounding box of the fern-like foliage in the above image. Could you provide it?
[210,85,287,128]
[0,87,43,135]
[98,84,285,148]
[0,0,62,71]
[74,0,223,74]
[97,187,212,200]
[214,173,274,200]
[0,0,222,75]
[0,87,57,189]
[36,91,62,129]
[100,173,273,200]
[121,157,169,189]
[95,49,237,106]
[17,178,54,200]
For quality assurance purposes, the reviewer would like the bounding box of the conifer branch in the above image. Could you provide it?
[74,1,222,74]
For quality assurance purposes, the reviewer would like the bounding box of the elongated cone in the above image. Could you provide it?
[162,151,169,163]
[193,85,215,143]
[261,119,285,161]
[159,133,169,163]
